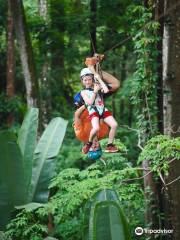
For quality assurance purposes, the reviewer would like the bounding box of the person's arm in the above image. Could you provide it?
[87,65,109,93]
[101,71,120,92]
[74,105,86,119]
[91,54,120,92]
[94,73,109,93]
[74,105,86,124]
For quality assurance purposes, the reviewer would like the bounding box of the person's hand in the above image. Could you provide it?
[94,83,101,93]
[94,73,100,80]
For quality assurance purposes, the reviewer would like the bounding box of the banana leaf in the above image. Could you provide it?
[28,117,68,203]
[17,108,39,196]
[84,189,131,240]
[89,201,131,240]
[84,189,120,218]
[91,189,119,202]
[0,131,26,230]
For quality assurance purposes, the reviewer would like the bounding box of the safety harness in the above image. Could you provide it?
[83,88,105,117]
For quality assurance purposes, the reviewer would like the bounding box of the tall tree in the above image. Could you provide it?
[163,0,180,239]
[38,0,48,20]
[38,0,52,125]
[132,1,161,231]
[9,0,40,108]
[155,0,164,133]
[6,0,15,126]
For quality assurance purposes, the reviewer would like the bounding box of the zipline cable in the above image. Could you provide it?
[87,0,180,74]
[103,0,180,54]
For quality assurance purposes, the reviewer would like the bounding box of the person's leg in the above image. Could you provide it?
[82,116,100,154]
[103,116,118,144]
[89,117,100,142]
[103,115,118,152]
[90,136,101,151]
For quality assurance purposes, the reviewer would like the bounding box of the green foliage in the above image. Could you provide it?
[116,126,140,164]
[138,135,180,175]
[0,94,26,129]
[39,161,143,239]
[6,210,48,240]
[106,76,140,163]
[44,237,58,240]
[0,131,26,229]
[1,1,167,239]
[0,231,9,240]
[56,142,82,170]
[126,4,160,144]
[5,152,144,240]
[0,108,67,229]
[101,138,128,153]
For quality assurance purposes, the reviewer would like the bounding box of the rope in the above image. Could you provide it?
[89,31,96,55]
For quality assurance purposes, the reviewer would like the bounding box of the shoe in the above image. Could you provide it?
[90,140,101,151]
[82,142,92,154]
[104,144,119,153]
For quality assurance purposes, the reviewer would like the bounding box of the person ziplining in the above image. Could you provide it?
[73,54,120,158]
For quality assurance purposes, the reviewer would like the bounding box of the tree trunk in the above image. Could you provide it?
[6,0,15,126]
[156,0,164,134]
[9,0,40,108]
[163,1,180,239]
[141,109,160,234]
[142,160,160,231]
[154,1,172,235]
[38,0,52,126]
[89,0,97,55]
[38,0,48,20]
[163,2,172,136]
[141,2,160,233]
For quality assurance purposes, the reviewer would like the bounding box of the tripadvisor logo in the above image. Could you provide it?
[135,227,143,235]
[135,227,173,236]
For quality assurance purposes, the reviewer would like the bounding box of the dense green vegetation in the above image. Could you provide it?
[0,0,180,239]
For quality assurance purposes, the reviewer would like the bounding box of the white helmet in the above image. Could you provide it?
[80,68,93,78]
